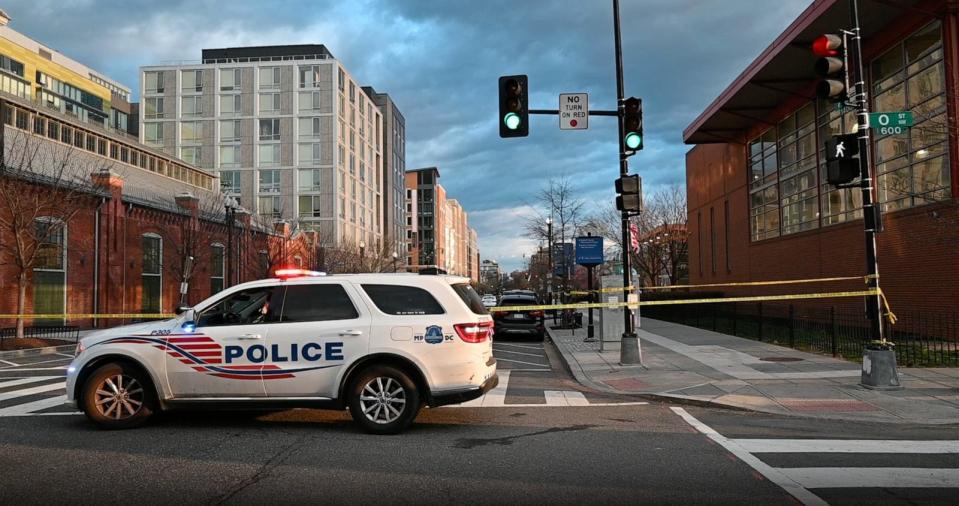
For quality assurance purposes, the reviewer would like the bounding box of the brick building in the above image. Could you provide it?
[404,167,479,279]
[683,0,958,315]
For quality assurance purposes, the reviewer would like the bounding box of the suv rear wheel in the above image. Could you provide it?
[80,362,156,429]
[347,365,421,435]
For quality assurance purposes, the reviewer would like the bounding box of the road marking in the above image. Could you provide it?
[56,353,75,359]
[500,368,551,372]
[0,381,65,402]
[0,376,62,389]
[495,357,550,367]
[671,407,827,506]
[3,357,73,367]
[735,439,959,454]
[0,359,20,367]
[0,395,68,416]
[493,349,544,358]
[545,390,590,406]
[780,467,959,489]
[0,367,68,372]
[442,401,649,409]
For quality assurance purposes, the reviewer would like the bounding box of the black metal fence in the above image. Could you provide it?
[642,301,959,367]
[0,325,80,346]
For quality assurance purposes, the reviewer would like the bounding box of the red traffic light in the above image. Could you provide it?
[812,34,842,57]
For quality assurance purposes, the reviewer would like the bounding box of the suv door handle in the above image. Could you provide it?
[339,330,363,337]
[237,334,262,340]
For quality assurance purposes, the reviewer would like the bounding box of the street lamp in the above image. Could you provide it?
[392,251,398,273]
[224,196,238,286]
[358,241,366,273]
[546,217,554,321]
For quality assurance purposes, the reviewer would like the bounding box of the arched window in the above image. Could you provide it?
[141,233,162,313]
[33,218,66,325]
[210,243,225,294]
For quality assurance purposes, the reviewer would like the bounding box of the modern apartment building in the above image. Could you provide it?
[480,259,502,286]
[140,45,385,250]
[0,10,134,136]
[363,86,407,265]
[404,167,479,278]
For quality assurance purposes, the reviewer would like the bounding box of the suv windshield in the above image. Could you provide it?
[451,283,489,315]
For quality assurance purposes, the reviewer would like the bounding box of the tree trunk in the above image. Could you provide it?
[16,271,27,339]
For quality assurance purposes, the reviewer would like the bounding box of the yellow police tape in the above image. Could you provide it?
[569,275,867,295]
[0,313,175,319]
[490,288,882,313]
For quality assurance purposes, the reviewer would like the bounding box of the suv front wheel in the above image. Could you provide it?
[347,365,421,435]
[80,362,156,429]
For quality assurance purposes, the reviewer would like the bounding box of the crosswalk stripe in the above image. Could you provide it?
[0,376,62,390]
[0,395,68,416]
[496,357,550,367]
[0,359,20,367]
[458,370,511,408]
[0,381,64,402]
[492,349,544,358]
[779,467,959,489]
[544,390,590,406]
[734,439,959,454]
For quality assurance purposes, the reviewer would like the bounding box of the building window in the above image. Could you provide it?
[219,119,240,143]
[258,144,279,166]
[181,70,202,93]
[210,244,225,294]
[298,91,321,112]
[298,117,321,139]
[298,143,320,164]
[0,54,25,77]
[181,121,201,143]
[817,98,862,225]
[259,92,279,115]
[259,67,280,89]
[141,234,162,313]
[33,218,66,324]
[258,196,282,219]
[724,200,731,274]
[872,21,950,212]
[219,145,240,168]
[180,146,200,165]
[144,97,164,119]
[299,65,321,88]
[219,94,241,116]
[144,123,163,145]
[697,211,703,276]
[778,103,819,235]
[259,118,280,141]
[298,168,321,192]
[709,207,716,276]
[182,96,202,117]
[748,129,779,241]
[298,195,322,218]
[219,170,241,193]
[259,169,280,193]
[145,71,164,94]
[219,68,240,92]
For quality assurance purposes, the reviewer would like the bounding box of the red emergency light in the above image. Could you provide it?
[273,267,326,279]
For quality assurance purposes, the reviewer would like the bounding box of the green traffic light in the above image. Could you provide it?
[503,112,521,130]
[625,132,642,150]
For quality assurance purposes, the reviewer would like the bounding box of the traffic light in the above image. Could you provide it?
[615,174,642,213]
[623,97,642,153]
[812,34,848,101]
[498,75,528,138]
[824,134,860,186]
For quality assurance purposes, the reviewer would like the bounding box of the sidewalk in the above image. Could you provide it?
[549,315,959,424]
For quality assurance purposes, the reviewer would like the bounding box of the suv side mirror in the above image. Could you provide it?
[181,308,197,333]
[175,305,191,315]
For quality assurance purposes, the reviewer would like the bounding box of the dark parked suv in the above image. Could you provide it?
[493,294,545,340]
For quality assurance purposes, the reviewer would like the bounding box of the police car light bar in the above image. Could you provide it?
[274,268,327,279]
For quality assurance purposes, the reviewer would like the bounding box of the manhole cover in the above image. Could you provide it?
[759,357,804,362]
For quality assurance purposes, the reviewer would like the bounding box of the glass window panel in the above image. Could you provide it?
[875,83,906,112]
[912,155,950,202]
[905,21,941,63]
[907,64,944,107]
[872,44,904,84]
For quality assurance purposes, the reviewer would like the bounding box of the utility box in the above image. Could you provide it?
[600,275,625,352]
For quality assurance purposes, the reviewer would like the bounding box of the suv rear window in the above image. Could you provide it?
[499,296,537,307]
[451,283,489,315]
[361,284,445,315]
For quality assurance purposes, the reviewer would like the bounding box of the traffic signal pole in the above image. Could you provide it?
[613,0,641,364]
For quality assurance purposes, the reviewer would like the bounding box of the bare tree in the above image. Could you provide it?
[0,128,112,337]
[524,177,585,299]
[322,237,402,274]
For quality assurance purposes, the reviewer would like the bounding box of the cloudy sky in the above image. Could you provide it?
[5,0,810,271]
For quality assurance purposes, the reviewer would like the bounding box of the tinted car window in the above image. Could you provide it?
[499,296,538,307]
[198,287,281,327]
[451,283,489,315]
[280,284,359,322]
[362,284,445,315]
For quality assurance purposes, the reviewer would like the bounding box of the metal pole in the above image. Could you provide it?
[613,0,640,364]
[225,205,233,288]
[586,265,596,341]
[548,219,555,323]
[849,0,884,344]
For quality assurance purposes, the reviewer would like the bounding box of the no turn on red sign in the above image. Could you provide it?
[559,93,588,130]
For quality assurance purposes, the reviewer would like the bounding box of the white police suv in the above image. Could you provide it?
[66,269,497,434]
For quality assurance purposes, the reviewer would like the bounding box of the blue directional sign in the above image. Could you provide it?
[575,236,604,267]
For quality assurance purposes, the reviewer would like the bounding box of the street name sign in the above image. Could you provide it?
[559,93,588,130]
[869,111,913,135]
[575,236,604,266]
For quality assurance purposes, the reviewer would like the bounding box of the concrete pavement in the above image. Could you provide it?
[550,315,959,424]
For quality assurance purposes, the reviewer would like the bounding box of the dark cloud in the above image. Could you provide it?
[2,0,811,270]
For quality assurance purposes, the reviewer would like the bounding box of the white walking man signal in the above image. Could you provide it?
[835,140,847,158]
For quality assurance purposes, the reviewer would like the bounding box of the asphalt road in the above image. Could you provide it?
[1,340,958,505]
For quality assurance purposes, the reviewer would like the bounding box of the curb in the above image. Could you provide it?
[0,344,76,360]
